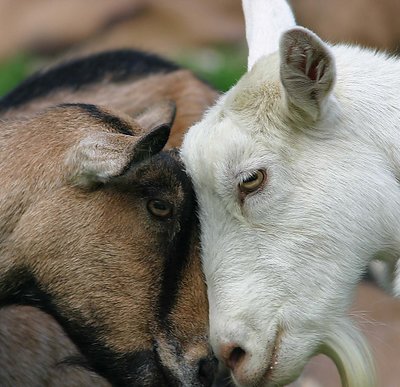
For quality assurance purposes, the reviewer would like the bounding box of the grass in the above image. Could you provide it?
[178,45,247,92]
[0,54,38,96]
[0,44,247,97]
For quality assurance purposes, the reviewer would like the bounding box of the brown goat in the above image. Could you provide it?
[0,51,218,387]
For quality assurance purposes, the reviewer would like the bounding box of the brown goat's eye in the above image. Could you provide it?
[147,199,173,218]
[239,170,266,194]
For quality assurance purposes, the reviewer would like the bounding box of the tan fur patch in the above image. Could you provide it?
[3,69,218,149]
[0,102,214,383]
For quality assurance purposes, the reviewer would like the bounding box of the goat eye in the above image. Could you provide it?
[147,199,173,218]
[238,170,266,194]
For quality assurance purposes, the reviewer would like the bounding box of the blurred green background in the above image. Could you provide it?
[0,54,35,96]
[0,47,247,97]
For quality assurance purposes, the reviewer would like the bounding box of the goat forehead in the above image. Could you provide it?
[184,116,272,185]
[226,54,282,122]
[182,57,285,177]
[121,152,189,195]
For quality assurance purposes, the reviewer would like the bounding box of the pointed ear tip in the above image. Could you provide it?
[280,28,298,54]
[281,27,317,45]
[155,122,172,136]
[166,100,177,120]
[166,99,177,110]
[146,121,172,148]
[156,99,177,127]
[157,99,176,112]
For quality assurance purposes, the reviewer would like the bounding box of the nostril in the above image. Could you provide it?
[227,347,246,371]
[198,356,218,387]
[220,344,247,371]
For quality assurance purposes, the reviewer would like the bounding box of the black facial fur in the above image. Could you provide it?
[155,152,198,323]
[108,150,198,322]
[127,125,172,166]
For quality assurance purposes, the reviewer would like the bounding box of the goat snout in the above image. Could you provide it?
[212,323,279,387]
[198,356,219,387]
[155,335,218,387]
[217,341,268,386]
[220,343,247,373]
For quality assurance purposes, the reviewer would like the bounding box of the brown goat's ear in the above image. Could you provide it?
[129,123,171,164]
[66,125,171,188]
[66,132,136,187]
[134,100,176,133]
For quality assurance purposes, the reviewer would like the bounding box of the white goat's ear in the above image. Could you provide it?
[66,124,171,188]
[280,27,336,122]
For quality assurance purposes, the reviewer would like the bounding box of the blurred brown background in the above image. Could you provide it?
[1,0,400,95]
[2,0,400,58]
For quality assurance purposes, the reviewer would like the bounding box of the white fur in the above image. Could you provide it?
[181,27,400,386]
[242,0,295,70]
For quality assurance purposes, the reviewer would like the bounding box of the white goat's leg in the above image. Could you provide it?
[242,0,296,70]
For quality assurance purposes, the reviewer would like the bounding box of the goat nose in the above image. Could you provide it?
[198,356,219,387]
[219,343,247,372]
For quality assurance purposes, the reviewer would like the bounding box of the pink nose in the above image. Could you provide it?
[219,343,247,372]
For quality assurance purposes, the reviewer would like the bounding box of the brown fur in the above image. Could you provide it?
[0,51,218,386]
[0,306,110,386]
[2,69,218,149]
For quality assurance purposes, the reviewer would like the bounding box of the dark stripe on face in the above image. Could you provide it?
[0,267,171,387]
[155,151,199,323]
[0,49,180,110]
[115,150,198,323]
[58,103,135,136]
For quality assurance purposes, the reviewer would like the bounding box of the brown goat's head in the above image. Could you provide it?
[0,103,216,386]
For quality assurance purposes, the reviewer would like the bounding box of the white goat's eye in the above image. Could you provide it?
[238,170,266,195]
[147,199,173,219]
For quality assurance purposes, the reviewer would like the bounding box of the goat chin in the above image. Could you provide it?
[319,319,376,387]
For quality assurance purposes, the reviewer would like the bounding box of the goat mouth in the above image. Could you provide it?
[263,329,283,382]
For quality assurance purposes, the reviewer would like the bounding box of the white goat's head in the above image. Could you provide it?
[181,26,400,386]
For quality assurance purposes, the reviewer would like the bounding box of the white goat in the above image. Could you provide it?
[181,1,399,385]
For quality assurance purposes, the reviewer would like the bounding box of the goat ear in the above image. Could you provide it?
[134,100,176,133]
[128,123,171,165]
[66,125,171,188]
[280,27,336,122]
